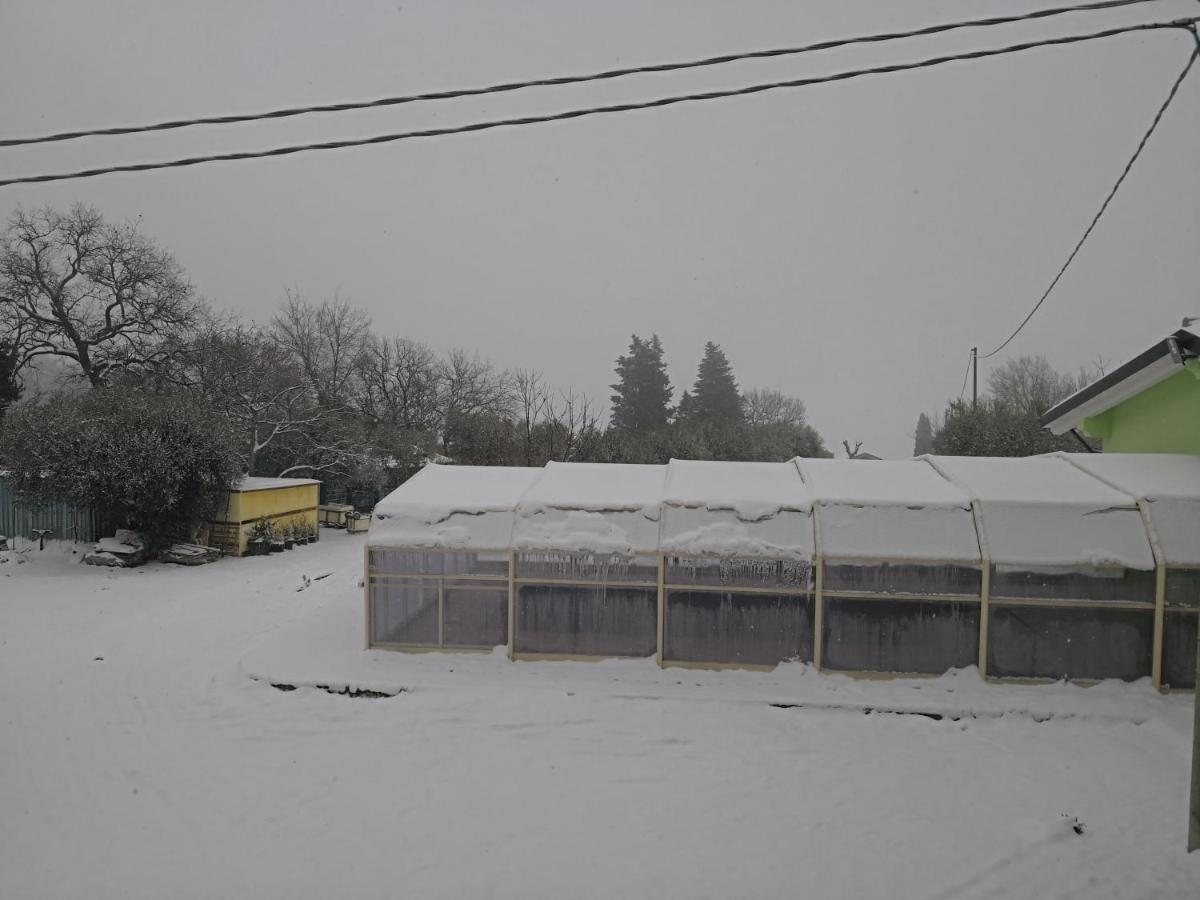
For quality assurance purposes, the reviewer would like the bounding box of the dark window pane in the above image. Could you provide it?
[990,565,1156,604]
[665,591,813,665]
[369,549,444,575]
[515,585,656,657]
[823,562,981,597]
[1162,611,1198,690]
[664,556,812,590]
[987,605,1152,681]
[372,582,438,645]
[823,598,979,675]
[443,584,508,648]
[1165,570,1200,609]
[516,552,658,583]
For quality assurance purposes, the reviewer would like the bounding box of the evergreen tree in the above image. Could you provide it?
[688,342,743,422]
[931,399,1089,457]
[0,343,20,421]
[675,390,694,421]
[609,334,673,431]
[913,412,934,456]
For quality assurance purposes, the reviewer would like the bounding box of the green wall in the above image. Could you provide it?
[1082,364,1200,453]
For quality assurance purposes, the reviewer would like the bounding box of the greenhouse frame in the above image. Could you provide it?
[366,454,1200,689]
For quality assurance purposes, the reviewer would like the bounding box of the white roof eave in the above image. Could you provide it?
[1043,355,1180,435]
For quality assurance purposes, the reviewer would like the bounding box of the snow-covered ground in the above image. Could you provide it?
[2,532,1198,899]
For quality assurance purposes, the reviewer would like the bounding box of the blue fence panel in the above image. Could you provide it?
[0,478,103,544]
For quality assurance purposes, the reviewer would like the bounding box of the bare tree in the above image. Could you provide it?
[987,355,1085,417]
[843,440,864,459]
[355,335,443,433]
[272,290,371,408]
[0,205,202,386]
[173,321,326,474]
[513,368,552,466]
[544,388,601,462]
[439,348,514,421]
[744,388,809,428]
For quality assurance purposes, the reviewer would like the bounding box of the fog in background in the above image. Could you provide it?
[2,0,1197,457]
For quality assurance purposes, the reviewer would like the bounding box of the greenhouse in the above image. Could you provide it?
[366,455,1200,688]
[1053,452,1200,689]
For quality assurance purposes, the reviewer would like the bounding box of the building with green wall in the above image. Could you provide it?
[1041,320,1200,453]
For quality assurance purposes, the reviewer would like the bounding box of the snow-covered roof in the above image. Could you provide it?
[925,455,1154,569]
[1055,452,1200,566]
[660,460,814,559]
[513,462,665,555]
[233,476,321,492]
[797,458,980,562]
[371,465,543,549]
[367,456,1173,569]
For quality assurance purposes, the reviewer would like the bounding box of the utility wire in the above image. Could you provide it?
[957,352,974,401]
[0,17,1195,189]
[980,31,1199,359]
[0,0,1167,149]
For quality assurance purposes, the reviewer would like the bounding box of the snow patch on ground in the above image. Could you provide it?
[2,534,1198,899]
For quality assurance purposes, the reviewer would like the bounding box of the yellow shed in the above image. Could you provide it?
[206,477,321,556]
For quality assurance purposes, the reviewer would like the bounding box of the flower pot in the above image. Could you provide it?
[270,541,285,553]
[284,539,295,550]
[247,540,268,557]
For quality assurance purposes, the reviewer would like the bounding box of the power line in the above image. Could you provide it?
[980,31,1199,359]
[957,352,974,401]
[0,0,1166,149]
[1,17,1195,190]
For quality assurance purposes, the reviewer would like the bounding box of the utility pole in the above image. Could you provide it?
[1190,619,1200,851]
[971,347,978,408]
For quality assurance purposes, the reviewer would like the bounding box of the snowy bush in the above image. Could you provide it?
[0,388,241,551]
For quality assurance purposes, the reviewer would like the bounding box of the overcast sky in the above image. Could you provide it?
[2,0,1197,457]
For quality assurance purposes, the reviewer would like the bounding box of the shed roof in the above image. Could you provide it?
[233,476,321,492]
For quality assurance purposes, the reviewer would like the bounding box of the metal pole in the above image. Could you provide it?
[971,346,978,408]
[1189,614,1200,851]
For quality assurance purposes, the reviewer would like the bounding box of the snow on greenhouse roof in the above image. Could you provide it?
[370,465,544,549]
[796,458,980,562]
[660,460,813,559]
[925,455,1154,569]
[796,458,969,508]
[513,462,666,554]
[517,462,665,513]
[1055,453,1200,566]
[663,459,811,516]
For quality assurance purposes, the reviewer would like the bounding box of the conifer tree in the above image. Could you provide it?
[913,412,934,456]
[609,333,673,431]
[688,342,743,422]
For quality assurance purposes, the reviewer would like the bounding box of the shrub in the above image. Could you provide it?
[249,517,277,543]
[0,387,241,551]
